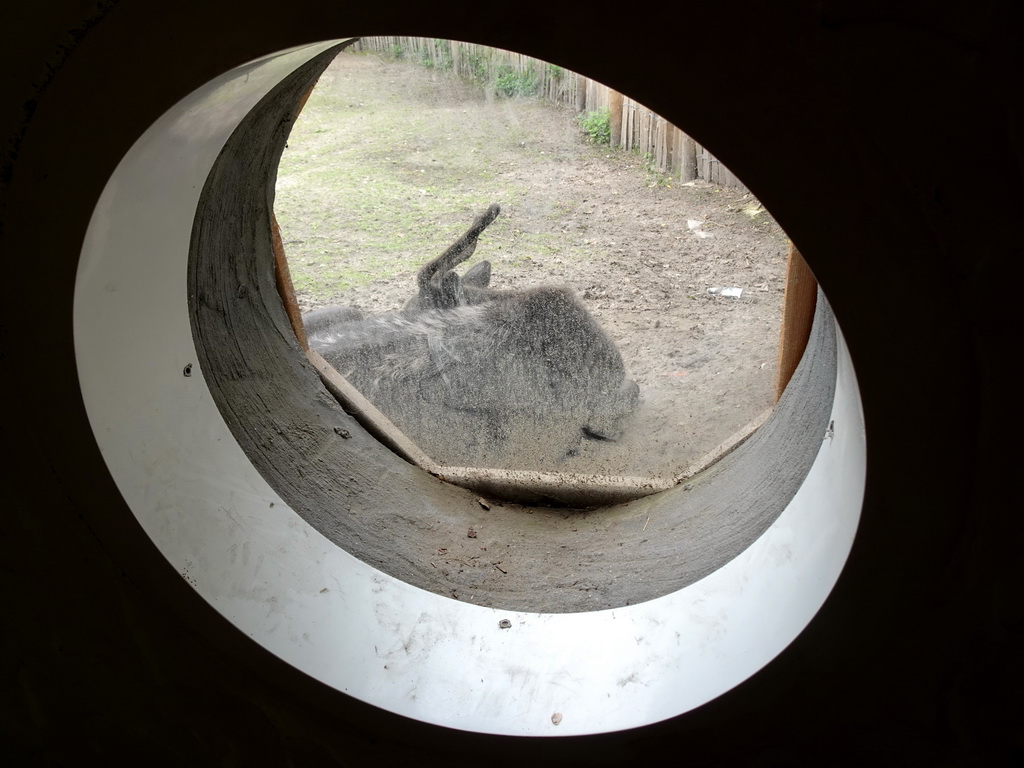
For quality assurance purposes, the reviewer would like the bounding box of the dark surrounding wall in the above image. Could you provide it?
[1,2,1021,766]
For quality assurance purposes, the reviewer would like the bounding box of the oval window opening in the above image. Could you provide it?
[77,38,863,732]
[273,39,796,506]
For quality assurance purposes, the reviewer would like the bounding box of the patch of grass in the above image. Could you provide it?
[274,55,557,302]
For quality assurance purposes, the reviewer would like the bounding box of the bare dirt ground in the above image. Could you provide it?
[275,51,791,485]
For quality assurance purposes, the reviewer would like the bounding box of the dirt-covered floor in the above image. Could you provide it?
[275,50,792,485]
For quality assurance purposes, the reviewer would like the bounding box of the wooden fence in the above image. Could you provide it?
[350,37,747,190]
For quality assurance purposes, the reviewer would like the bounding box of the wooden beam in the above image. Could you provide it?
[271,212,309,351]
[775,244,818,400]
[304,347,438,469]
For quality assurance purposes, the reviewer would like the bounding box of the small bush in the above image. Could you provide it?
[466,53,489,82]
[577,108,611,145]
[495,66,539,98]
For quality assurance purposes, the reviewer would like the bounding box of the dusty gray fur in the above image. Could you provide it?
[302,305,365,336]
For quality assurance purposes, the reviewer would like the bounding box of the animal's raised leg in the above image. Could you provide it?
[416,203,501,299]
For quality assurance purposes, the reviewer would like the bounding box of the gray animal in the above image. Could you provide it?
[304,204,639,469]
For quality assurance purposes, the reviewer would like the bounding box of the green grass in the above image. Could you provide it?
[274,58,546,300]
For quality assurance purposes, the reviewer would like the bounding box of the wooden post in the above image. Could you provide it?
[775,244,818,401]
[608,88,623,148]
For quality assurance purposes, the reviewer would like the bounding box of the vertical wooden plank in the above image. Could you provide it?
[654,119,663,169]
[680,134,697,181]
[670,127,679,176]
[649,113,655,159]
[649,114,655,161]
[639,109,648,157]
[638,108,647,157]
[622,99,630,149]
[630,102,638,150]
[629,101,636,151]
[671,124,677,172]
[662,120,670,171]
[632,102,638,150]
[659,118,667,169]
[775,244,819,400]
[659,119,671,172]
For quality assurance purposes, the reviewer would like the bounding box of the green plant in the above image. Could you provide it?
[465,52,489,82]
[577,107,611,145]
[495,65,539,98]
